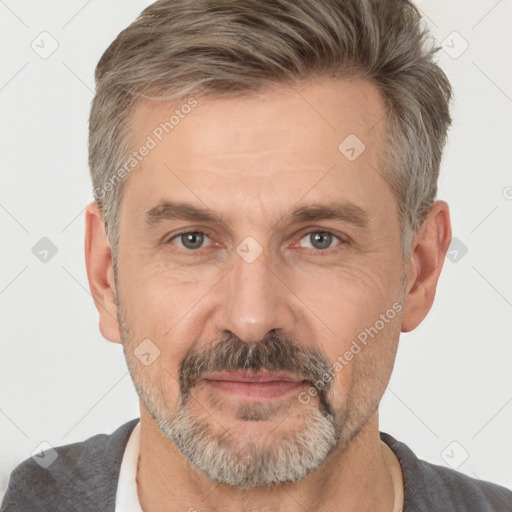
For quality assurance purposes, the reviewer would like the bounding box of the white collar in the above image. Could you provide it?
[115,420,143,512]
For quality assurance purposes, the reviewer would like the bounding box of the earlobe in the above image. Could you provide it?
[84,202,122,344]
[401,201,452,333]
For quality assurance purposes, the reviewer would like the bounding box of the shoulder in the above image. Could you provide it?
[380,432,512,512]
[1,418,139,512]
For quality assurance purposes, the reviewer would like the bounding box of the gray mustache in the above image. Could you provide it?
[178,331,335,415]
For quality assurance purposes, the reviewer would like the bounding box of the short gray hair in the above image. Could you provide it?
[89,0,452,264]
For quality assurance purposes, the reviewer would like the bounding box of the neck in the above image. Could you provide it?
[136,408,395,512]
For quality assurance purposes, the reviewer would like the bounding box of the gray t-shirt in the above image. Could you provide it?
[2,418,511,511]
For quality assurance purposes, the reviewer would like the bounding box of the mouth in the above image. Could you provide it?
[202,370,308,400]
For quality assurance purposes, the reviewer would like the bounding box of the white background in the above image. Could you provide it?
[1,0,511,500]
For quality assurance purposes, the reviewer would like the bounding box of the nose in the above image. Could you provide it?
[215,245,296,344]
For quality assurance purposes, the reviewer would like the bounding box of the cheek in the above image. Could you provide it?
[331,309,402,405]
[304,269,403,404]
[119,259,205,334]
[292,258,401,338]
[117,290,185,390]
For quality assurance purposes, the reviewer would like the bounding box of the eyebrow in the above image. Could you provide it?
[144,200,369,230]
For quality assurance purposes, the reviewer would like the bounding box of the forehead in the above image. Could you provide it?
[120,78,397,232]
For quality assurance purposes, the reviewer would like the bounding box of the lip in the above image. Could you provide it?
[204,370,305,383]
[202,371,307,400]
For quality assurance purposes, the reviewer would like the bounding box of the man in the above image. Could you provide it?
[2,0,511,510]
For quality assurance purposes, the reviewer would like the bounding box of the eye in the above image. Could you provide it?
[168,231,212,250]
[166,229,346,252]
[297,231,344,251]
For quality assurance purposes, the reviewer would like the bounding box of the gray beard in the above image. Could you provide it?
[151,395,340,488]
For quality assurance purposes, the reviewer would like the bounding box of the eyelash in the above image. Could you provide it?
[165,229,348,253]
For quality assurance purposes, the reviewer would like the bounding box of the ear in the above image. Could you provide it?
[401,200,452,333]
[84,201,121,344]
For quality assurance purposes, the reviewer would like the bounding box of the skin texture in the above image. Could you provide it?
[85,77,452,511]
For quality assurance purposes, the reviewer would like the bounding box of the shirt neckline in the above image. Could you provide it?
[115,420,143,512]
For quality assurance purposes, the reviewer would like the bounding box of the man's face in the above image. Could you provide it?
[115,78,408,487]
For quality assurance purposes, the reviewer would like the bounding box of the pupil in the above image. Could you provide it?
[312,232,331,249]
[183,232,203,249]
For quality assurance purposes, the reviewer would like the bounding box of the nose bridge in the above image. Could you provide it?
[218,241,291,343]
